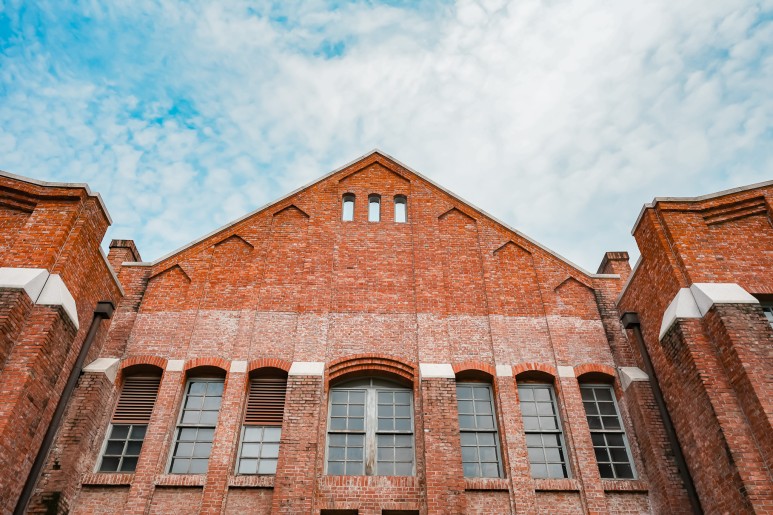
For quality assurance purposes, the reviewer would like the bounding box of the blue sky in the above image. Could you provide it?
[0,0,771,271]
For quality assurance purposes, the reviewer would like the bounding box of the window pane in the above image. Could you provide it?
[239,459,257,474]
[258,460,277,474]
[342,196,355,221]
[100,457,120,472]
[106,441,125,455]
[110,426,130,439]
[329,382,414,476]
[394,197,407,223]
[121,457,138,472]
[171,380,223,474]
[369,196,380,221]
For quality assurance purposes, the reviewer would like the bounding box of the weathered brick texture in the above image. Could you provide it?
[7,154,769,513]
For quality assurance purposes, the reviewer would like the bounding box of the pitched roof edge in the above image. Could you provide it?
[0,168,113,225]
[137,149,612,278]
[631,179,773,236]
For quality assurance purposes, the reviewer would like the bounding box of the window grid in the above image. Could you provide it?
[169,379,223,474]
[376,390,413,476]
[581,385,635,479]
[518,384,570,479]
[237,426,281,474]
[98,424,146,472]
[326,379,414,476]
[457,383,503,478]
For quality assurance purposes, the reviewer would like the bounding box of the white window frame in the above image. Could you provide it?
[325,378,415,476]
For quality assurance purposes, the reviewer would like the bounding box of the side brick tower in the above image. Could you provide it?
[618,181,773,514]
[0,171,123,513]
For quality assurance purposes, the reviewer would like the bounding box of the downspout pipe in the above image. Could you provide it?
[14,301,115,515]
[620,312,703,515]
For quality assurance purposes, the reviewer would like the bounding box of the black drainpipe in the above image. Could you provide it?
[620,312,703,515]
[15,301,115,515]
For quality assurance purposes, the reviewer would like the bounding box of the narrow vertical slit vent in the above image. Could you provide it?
[112,376,161,424]
[244,377,287,426]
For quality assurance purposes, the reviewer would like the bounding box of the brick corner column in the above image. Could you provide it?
[419,364,466,515]
[271,362,325,515]
[199,362,249,514]
[494,372,536,515]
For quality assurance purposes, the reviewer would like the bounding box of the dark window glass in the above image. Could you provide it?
[518,384,569,479]
[581,385,635,479]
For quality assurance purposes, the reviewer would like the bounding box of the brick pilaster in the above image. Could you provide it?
[271,374,323,514]
[421,377,466,515]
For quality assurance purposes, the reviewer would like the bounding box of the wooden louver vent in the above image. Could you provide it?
[112,376,161,424]
[244,378,287,426]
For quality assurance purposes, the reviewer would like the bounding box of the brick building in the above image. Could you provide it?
[0,151,770,514]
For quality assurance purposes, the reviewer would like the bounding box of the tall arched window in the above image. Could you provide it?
[394,195,407,223]
[456,382,503,477]
[236,369,287,475]
[326,378,414,476]
[169,368,226,474]
[517,381,570,479]
[368,194,381,222]
[98,368,162,473]
[342,194,355,221]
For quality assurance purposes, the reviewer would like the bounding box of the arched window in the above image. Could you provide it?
[456,381,503,477]
[169,368,225,474]
[342,194,355,221]
[327,378,414,476]
[236,369,287,475]
[394,195,407,223]
[368,194,381,222]
[98,369,162,473]
[580,383,635,479]
[517,381,570,479]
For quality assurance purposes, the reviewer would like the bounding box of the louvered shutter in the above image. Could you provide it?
[112,376,161,424]
[244,377,287,426]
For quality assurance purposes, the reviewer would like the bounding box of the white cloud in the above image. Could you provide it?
[0,0,770,268]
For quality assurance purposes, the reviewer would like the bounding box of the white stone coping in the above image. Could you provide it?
[83,358,121,383]
[495,364,513,377]
[557,366,575,378]
[288,361,325,376]
[618,367,648,391]
[659,282,759,340]
[166,360,185,371]
[230,360,248,373]
[0,267,79,329]
[419,363,455,379]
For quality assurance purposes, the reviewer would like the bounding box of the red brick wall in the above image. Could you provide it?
[619,182,773,514]
[24,153,705,513]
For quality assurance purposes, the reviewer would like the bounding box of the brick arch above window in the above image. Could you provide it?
[574,363,617,381]
[452,361,496,379]
[326,354,416,387]
[248,358,292,374]
[513,362,558,379]
[120,356,168,370]
[184,357,230,373]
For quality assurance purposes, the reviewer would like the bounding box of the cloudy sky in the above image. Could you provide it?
[1,0,771,271]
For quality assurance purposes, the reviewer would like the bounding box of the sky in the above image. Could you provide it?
[0,0,771,272]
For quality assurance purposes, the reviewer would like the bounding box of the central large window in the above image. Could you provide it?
[326,378,414,476]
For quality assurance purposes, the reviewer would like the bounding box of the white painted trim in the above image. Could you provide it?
[288,361,325,376]
[419,363,455,379]
[557,366,575,378]
[166,360,185,371]
[495,364,513,377]
[0,267,50,301]
[618,367,648,391]
[83,358,121,383]
[230,360,248,373]
[659,283,760,340]
[0,168,113,224]
[37,274,79,329]
[659,288,702,340]
[689,283,759,316]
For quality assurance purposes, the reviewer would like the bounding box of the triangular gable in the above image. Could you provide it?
[129,150,607,281]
